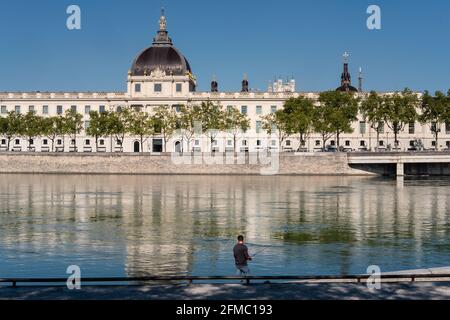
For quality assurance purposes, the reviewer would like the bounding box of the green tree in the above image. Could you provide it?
[383,88,419,149]
[223,107,251,152]
[360,91,386,151]
[0,116,8,149]
[41,116,65,152]
[127,109,154,153]
[153,106,179,152]
[261,110,291,149]
[86,111,110,151]
[318,91,359,150]
[64,109,83,151]
[282,96,315,151]
[108,108,130,151]
[22,111,43,151]
[2,112,24,151]
[178,105,200,152]
[419,90,448,150]
[193,101,225,152]
[312,104,334,151]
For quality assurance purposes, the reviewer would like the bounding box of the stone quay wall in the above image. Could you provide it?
[0,152,374,176]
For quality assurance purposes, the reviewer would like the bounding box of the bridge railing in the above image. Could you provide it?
[1,274,450,287]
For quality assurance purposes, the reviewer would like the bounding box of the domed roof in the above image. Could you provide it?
[131,45,192,77]
[131,12,192,77]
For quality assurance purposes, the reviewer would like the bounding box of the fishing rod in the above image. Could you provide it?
[251,246,271,258]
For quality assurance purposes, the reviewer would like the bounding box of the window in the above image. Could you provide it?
[227,105,233,112]
[85,140,90,146]
[409,122,415,134]
[301,140,306,146]
[271,124,277,132]
[271,106,277,113]
[29,139,34,145]
[431,122,439,133]
[42,105,49,114]
[256,121,262,134]
[241,106,248,114]
[176,83,182,92]
[257,140,261,146]
[379,122,385,134]
[330,141,336,146]
[29,105,35,113]
[57,105,63,115]
[84,121,90,130]
[447,141,450,148]
[15,106,21,114]
[99,105,106,113]
[1,139,6,145]
[379,140,385,147]
[286,140,291,146]
[43,139,48,145]
[85,106,91,114]
[242,140,248,146]
[15,139,20,145]
[271,140,276,146]
[71,105,77,112]
[256,106,262,115]
[315,140,320,146]
[227,140,232,146]
[195,140,200,146]
[213,140,218,146]
[1,106,6,114]
[345,140,351,147]
[446,123,450,134]
[154,84,162,92]
[57,139,62,145]
[173,105,182,113]
[100,140,105,146]
[359,121,366,135]
[432,141,436,147]
[360,140,366,147]
[410,140,415,147]
[71,139,76,145]
[135,84,141,93]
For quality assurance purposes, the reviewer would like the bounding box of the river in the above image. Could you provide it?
[0,174,449,278]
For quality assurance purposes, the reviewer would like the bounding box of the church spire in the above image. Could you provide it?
[336,52,358,92]
[341,52,352,87]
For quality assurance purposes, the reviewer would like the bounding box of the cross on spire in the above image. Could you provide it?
[343,52,350,64]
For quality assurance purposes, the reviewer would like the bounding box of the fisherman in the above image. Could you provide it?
[233,235,252,276]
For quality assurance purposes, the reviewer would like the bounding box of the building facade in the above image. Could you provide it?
[1,12,450,153]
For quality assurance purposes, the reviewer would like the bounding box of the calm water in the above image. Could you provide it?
[0,174,449,278]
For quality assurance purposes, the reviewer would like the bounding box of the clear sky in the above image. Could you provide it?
[0,0,449,93]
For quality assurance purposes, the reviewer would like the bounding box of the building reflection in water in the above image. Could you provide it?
[0,174,450,277]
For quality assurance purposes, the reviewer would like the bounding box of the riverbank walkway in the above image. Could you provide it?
[1,268,450,300]
[0,282,450,300]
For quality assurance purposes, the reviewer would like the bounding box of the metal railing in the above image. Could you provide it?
[1,274,450,288]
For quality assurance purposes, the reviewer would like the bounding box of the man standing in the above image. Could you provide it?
[233,235,252,276]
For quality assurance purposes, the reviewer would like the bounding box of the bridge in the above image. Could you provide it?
[347,151,450,177]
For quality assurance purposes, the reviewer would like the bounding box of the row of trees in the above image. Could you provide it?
[0,104,251,152]
[263,89,450,151]
[1,89,450,152]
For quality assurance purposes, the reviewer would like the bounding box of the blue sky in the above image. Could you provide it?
[0,0,449,93]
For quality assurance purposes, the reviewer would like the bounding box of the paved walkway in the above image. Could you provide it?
[1,282,450,300]
[2,267,450,300]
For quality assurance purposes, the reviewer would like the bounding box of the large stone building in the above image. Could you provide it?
[1,11,450,153]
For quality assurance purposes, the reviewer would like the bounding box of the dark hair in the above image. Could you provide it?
[237,235,244,242]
